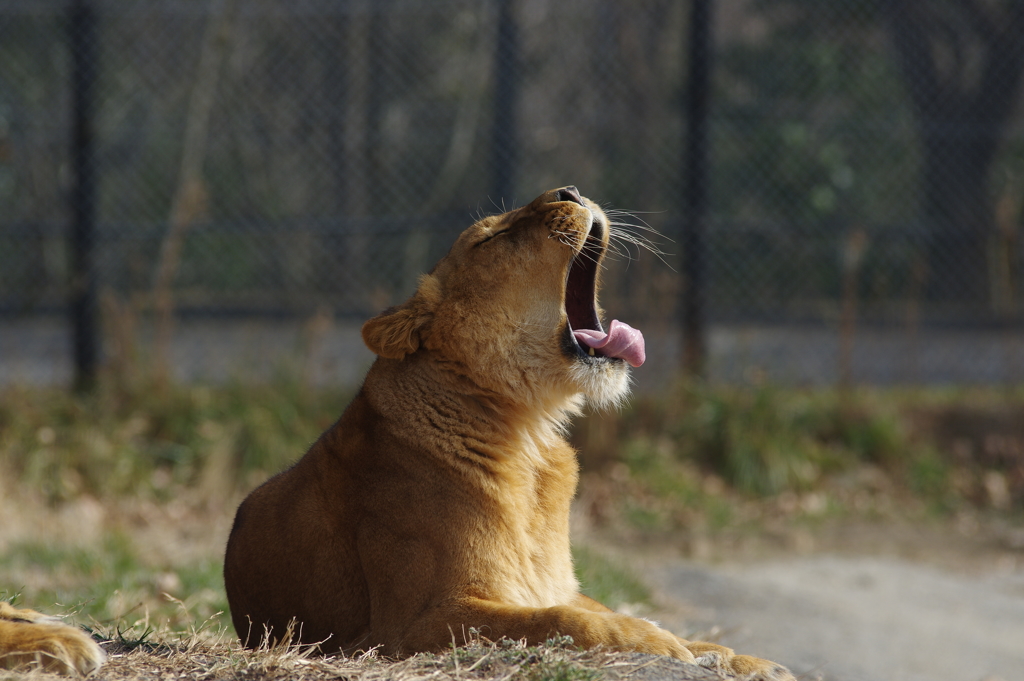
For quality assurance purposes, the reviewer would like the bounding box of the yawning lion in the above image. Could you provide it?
[223,187,794,680]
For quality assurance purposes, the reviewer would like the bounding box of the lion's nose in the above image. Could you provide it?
[554,186,583,206]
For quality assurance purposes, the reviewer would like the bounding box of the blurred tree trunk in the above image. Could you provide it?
[152,0,236,385]
[885,0,1024,305]
[682,0,712,377]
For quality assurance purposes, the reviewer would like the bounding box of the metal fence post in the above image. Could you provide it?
[70,0,99,392]
[682,0,713,379]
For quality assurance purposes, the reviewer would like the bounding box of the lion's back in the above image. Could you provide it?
[224,435,370,651]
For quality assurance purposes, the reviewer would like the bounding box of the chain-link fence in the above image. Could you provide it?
[1,0,1023,387]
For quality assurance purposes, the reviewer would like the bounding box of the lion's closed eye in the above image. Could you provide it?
[475,227,511,247]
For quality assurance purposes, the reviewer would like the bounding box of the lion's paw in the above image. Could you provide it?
[726,654,796,681]
[685,641,794,681]
[0,603,106,676]
[626,620,697,663]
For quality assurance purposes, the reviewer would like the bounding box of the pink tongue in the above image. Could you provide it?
[573,319,646,367]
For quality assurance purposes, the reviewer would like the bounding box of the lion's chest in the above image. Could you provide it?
[495,532,578,608]
[471,453,580,608]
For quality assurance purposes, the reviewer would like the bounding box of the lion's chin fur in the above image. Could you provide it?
[569,360,633,412]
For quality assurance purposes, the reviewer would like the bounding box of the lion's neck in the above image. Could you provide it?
[358,355,581,608]
[363,355,582,469]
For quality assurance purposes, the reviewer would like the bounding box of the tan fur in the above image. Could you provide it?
[224,188,795,681]
[0,602,106,676]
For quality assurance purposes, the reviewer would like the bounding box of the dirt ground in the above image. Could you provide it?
[586,520,1024,681]
[657,554,1022,681]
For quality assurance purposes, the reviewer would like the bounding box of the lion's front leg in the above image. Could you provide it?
[568,595,794,680]
[568,593,615,613]
[394,597,696,662]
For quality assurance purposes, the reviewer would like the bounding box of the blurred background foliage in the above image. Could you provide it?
[1,1,1023,385]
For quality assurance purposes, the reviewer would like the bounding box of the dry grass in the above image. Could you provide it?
[2,626,729,681]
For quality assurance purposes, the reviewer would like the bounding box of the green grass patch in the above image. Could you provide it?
[573,382,1024,532]
[9,378,1023,514]
[572,546,650,608]
[668,383,906,495]
[521,658,601,681]
[0,378,351,501]
[0,532,228,629]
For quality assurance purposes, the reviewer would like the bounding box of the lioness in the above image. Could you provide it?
[224,187,794,680]
[0,601,106,675]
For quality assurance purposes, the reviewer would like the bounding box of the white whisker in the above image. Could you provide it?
[601,207,676,270]
[570,248,609,272]
[609,226,667,255]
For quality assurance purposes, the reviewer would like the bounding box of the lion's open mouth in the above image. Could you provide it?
[563,218,646,368]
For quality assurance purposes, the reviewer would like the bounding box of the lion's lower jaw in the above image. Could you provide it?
[568,360,632,410]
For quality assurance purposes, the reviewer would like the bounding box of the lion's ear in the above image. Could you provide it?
[361,275,439,359]
[361,304,423,359]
